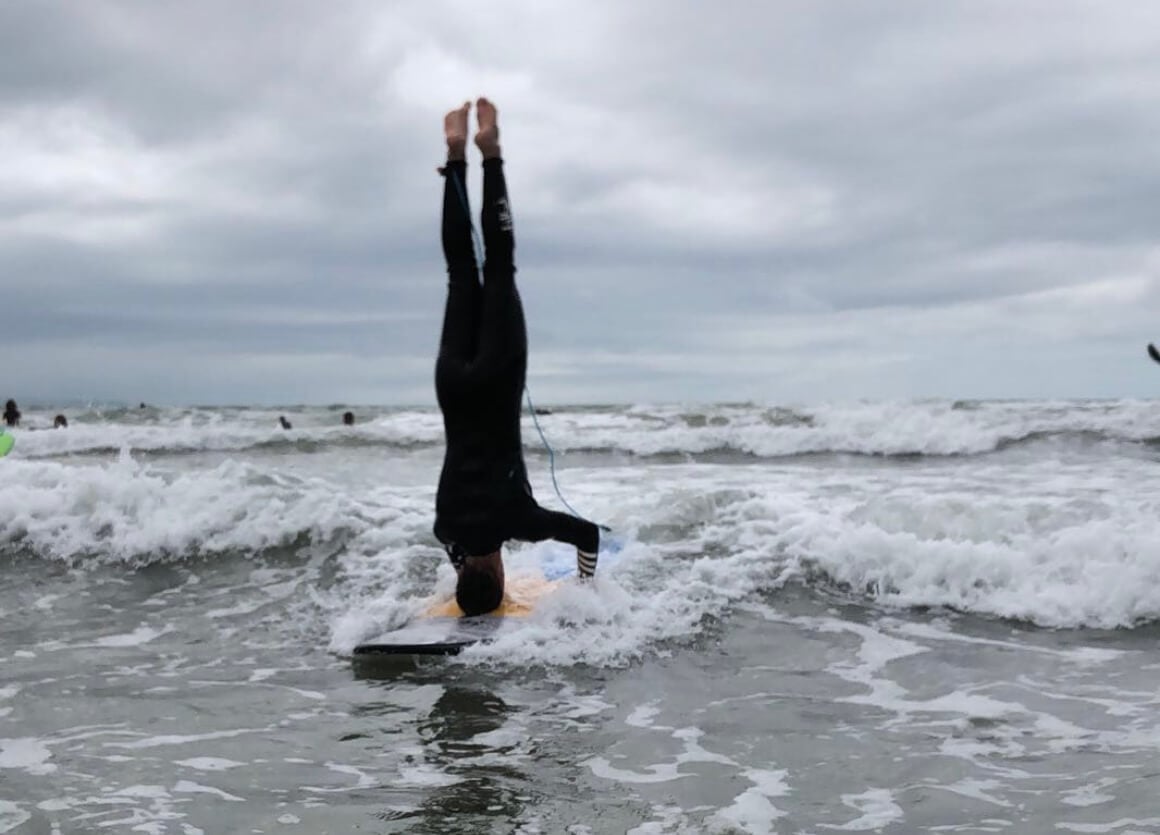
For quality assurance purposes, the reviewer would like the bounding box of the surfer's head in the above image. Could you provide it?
[342,411,355,426]
[456,551,504,616]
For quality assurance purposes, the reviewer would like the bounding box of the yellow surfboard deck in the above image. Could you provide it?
[354,570,582,657]
[422,574,561,619]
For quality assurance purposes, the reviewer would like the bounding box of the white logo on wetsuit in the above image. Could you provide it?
[496,197,513,231]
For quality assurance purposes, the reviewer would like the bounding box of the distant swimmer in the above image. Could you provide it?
[431,98,601,616]
[3,400,20,427]
[53,414,68,428]
[342,411,355,426]
[279,416,292,430]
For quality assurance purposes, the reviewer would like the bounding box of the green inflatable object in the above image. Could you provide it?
[0,432,14,457]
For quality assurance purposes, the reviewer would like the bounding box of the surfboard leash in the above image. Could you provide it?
[445,168,583,519]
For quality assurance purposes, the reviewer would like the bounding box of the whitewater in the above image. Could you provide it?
[2,399,1160,833]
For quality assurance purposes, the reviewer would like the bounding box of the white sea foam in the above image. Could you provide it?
[1061,779,1118,807]
[174,757,246,772]
[0,737,55,775]
[819,788,905,831]
[625,703,668,730]
[79,784,180,835]
[173,779,244,802]
[0,801,30,834]
[627,806,697,835]
[931,778,1011,808]
[1056,819,1160,833]
[775,613,1038,725]
[705,768,790,835]
[89,624,174,648]
[396,765,463,788]
[585,726,735,785]
[105,728,264,749]
[889,621,1125,664]
[299,761,381,793]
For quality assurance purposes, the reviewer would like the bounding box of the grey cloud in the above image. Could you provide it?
[1,0,1159,405]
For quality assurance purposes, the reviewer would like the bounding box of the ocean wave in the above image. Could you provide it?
[0,457,387,566]
[701,467,1160,631]
[8,400,1160,462]
[5,400,1160,653]
[12,429,1154,465]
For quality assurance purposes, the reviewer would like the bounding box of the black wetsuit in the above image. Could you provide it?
[433,159,599,566]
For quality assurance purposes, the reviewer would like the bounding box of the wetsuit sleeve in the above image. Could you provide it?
[464,158,525,384]
[435,161,482,394]
[434,160,525,391]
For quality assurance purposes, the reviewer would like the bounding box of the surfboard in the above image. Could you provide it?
[353,574,563,658]
[0,432,13,458]
[353,535,624,658]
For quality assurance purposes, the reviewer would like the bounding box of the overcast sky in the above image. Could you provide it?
[1,1,1158,406]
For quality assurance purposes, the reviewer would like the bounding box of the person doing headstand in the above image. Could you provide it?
[433,98,600,616]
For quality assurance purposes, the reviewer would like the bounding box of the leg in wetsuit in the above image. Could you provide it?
[433,99,599,575]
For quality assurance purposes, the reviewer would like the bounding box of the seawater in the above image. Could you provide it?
[2,400,1160,833]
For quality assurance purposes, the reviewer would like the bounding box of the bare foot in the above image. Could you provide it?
[444,102,470,161]
[474,97,501,159]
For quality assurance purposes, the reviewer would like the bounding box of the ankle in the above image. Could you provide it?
[478,143,501,160]
[446,142,467,162]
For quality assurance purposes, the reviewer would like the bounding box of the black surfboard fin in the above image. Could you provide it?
[1148,343,1160,365]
